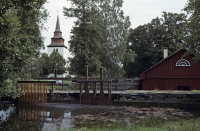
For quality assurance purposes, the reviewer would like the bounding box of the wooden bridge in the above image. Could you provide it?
[18,66,135,105]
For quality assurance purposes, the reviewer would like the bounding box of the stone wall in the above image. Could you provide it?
[119,93,200,103]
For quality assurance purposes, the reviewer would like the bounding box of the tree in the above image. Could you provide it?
[48,51,67,75]
[63,0,103,76]
[124,12,187,78]
[0,0,48,98]
[96,0,136,77]
[180,0,200,62]
[38,53,50,76]
[63,0,136,77]
[31,52,67,77]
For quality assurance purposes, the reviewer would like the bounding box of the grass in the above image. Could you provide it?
[48,83,79,90]
[128,89,200,94]
[53,117,200,131]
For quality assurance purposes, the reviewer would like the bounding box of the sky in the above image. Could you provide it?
[41,0,188,56]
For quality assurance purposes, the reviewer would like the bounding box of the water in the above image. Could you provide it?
[0,103,199,131]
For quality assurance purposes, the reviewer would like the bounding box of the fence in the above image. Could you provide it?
[18,81,56,103]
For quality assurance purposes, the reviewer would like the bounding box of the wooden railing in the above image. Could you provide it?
[18,81,56,103]
[33,78,69,90]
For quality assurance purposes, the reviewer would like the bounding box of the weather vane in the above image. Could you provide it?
[56,8,60,15]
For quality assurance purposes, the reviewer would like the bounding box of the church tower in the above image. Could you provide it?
[47,15,68,77]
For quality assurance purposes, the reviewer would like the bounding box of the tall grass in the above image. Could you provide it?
[53,117,200,131]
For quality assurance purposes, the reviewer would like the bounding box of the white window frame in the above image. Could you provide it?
[175,59,191,67]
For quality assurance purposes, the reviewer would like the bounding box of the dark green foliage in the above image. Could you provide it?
[180,0,200,62]
[124,12,187,78]
[0,0,48,98]
[63,0,103,76]
[48,51,67,75]
[63,0,136,77]
[32,52,67,76]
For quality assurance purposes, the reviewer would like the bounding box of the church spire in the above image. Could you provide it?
[47,14,67,49]
[55,15,61,32]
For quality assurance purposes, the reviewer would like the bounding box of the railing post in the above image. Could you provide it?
[100,67,104,105]
[100,67,103,81]
[50,82,54,100]
[108,82,112,105]
[85,65,89,80]
[79,82,82,104]
[93,82,97,104]
[62,79,64,90]
[115,79,117,91]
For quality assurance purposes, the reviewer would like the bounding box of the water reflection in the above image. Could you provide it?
[18,104,72,131]
[0,107,15,124]
[0,103,200,131]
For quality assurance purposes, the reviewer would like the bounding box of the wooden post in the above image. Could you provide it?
[93,82,97,104]
[108,82,112,105]
[27,83,29,102]
[100,67,104,105]
[19,83,21,102]
[45,83,47,103]
[33,84,35,103]
[115,80,117,91]
[100,67,103,81]
[38,83,40,102]
[30,83,32,103]
[86,82,88,104]
[36,83,38,102]
[62,79,64,90]
[23,83,25,102]
[42,83,45,103]
[85,65,89,80]
[84,65,90,104]
[51,83,54,100]
[79,82,82,104]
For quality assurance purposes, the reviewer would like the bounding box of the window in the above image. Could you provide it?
[175,59,191,67]
[56,49,58,52]
[54,49,55,51]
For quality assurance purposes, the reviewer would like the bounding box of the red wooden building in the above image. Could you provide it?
[140,48,200,90]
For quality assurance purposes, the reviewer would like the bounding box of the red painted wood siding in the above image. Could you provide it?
[140,49,200,90]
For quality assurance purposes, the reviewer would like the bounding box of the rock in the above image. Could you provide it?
[175,94,187,99]
[168,93,186,99]
[178,98,192,103]
[119,94,132,98]
[139,93,152,98]
[120,97,127,101]
[65,94,70,98]
[155,93,168,100]
[195,98,200,102]
[148,95,161,102]
[138,98,146,101]
[131,96,138,99]
[163,98,179,103]
[187,93,200,98]
[55,94,62,99]
[130,93,139,96]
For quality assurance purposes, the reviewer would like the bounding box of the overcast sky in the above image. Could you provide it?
[41,0,188,56]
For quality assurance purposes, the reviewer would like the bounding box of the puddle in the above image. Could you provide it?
[0,103,199,131]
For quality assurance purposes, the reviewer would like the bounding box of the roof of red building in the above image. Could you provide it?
[139,47,185,76]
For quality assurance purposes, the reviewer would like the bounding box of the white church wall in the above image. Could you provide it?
[47,47,68,78]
